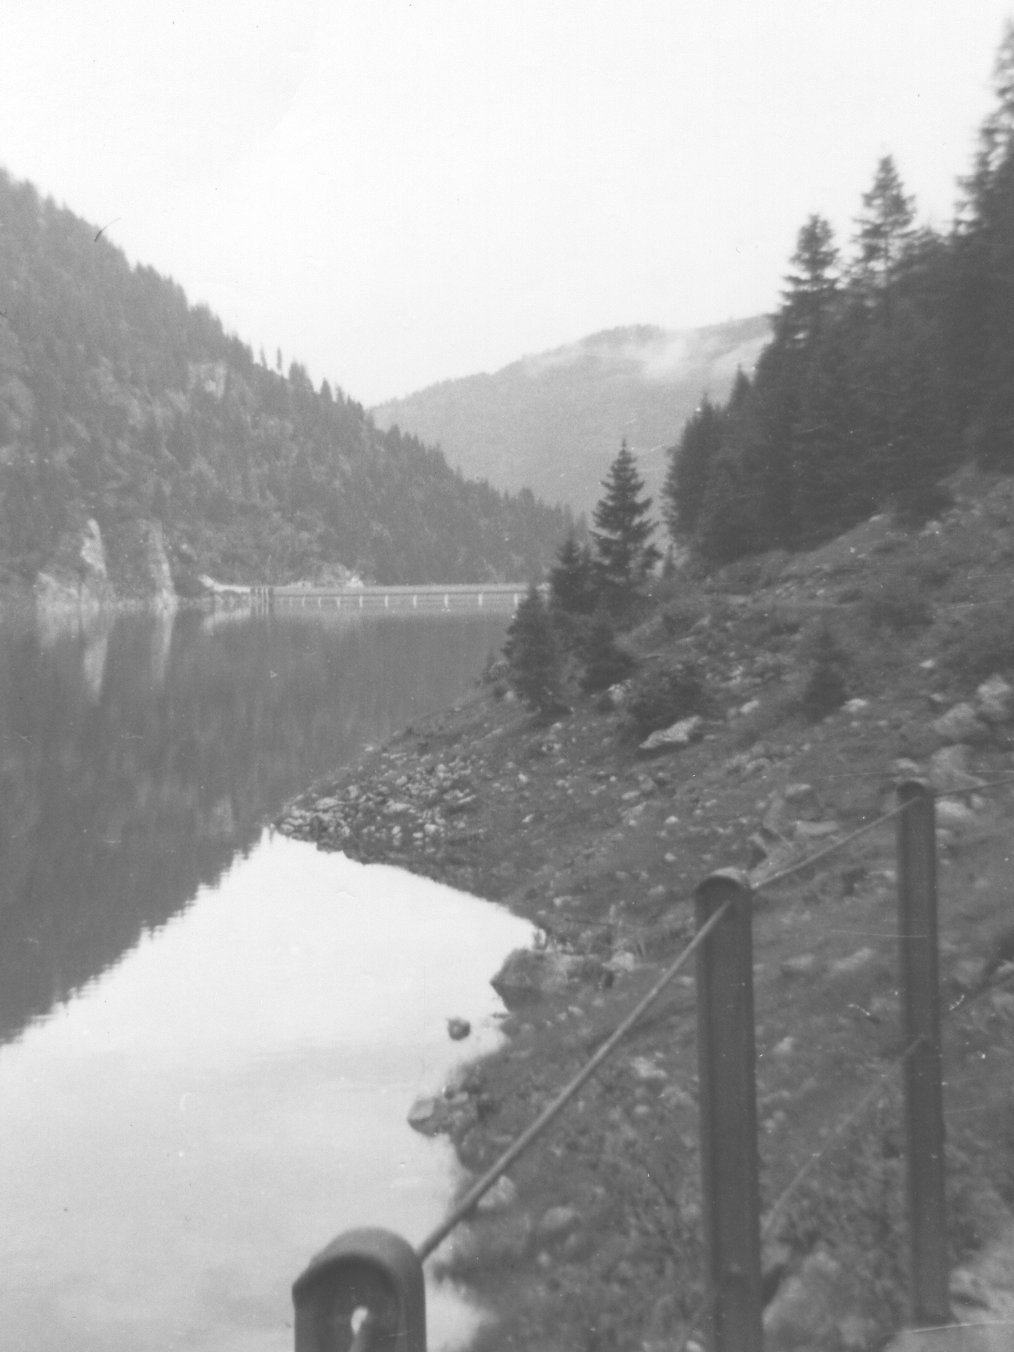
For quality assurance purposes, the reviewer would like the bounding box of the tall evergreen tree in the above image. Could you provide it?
[503,583,564,715]
[548,532,597,614]
[851,155,916,301]
[591,441,660,597]
[777,215,841,348]
[952,22,1014,466]
[662,396,728,541]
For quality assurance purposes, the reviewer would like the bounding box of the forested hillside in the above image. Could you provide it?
[372,318,769,515]
[0,171,571,593]
[663,26,1014,566]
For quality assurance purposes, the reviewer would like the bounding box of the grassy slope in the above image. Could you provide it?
[280,469,1014,1351]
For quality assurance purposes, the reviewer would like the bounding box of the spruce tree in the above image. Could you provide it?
[662,397,728,542]
[953,22,1014,466]
[852,155,916,301]
[548,533,597,614]
[503,584,565,716]
[591,441,660,599]
[778,214,840,348]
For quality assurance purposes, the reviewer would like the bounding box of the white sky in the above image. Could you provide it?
[1,2,1011,404]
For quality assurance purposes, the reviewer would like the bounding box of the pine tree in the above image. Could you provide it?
[851,155,916,301]
[662,396,728,541]
[591,441,660,598]
[778,214,840,348]
[693,450,769,564]
[578,612,637,692]
[503,584,565,715]
[548,533,597,614]
[953,22,1014,466]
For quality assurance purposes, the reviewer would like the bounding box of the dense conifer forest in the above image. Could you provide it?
[0,171,571,591]
[662,26,1014,566]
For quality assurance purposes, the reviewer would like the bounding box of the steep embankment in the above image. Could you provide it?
[371,318,769,515]
[280,471,1014,1351]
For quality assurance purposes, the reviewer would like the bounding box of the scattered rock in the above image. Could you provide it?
[602,681,632,709]
[975,675,1014,724]
[781,953,820,978]
[793,819,841,841]
[476,1174,518,1213]
[407,1096,441,1134]
[933,702,992,746]
[828,947,876,977]
[763,1248,846,1350]
[935,799,978,829]
[630,1055,668,1082]
[447,1017,472,1041]
[783,782,822,818]
[638,715,704,756]
[537,1205,580,1238]
[929,744,984,793]
[448,1214,532,1265]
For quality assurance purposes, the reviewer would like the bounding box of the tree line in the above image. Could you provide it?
[666,24,1014,565]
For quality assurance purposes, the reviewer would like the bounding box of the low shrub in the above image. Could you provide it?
[658,592,710,639]
[711,555,767,595]
[578,616,638,693]
[889,478,954,529]
[857,567,934,631]
[798,617,850,721]
[622,659,711,738]
[939,600,1014,681]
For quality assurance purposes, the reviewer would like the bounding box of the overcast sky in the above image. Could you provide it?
[1,2,1011,404]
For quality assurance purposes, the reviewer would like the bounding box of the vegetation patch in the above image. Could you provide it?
[621,659,712,738]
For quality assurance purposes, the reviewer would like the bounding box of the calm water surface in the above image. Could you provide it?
[0,607,530,1351]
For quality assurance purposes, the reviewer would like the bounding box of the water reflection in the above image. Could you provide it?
[0,607,509,1047]
[0,833,531,1351]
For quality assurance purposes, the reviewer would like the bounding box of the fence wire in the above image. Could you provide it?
[421,781,1006,1330]
[415,896,730,1262]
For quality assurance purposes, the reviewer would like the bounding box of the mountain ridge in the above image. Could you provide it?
[0,169,570,597]
[372,315,770,515]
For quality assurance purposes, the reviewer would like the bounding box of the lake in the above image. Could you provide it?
[0,606,531,1351]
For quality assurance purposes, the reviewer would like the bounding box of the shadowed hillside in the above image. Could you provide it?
[0,170,571,593]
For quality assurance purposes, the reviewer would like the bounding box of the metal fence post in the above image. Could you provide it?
[896,780,950,1327]
[694,869,764,1352]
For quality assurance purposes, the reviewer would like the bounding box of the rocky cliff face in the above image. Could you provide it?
[34,519,117,610]
[35,518,178,611]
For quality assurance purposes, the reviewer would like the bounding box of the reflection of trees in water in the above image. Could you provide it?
[0,610,507,1045]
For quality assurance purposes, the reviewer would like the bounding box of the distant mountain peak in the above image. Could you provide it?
[372,315,770,515]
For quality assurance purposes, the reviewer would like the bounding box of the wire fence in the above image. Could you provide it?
[291,771,1014,1352]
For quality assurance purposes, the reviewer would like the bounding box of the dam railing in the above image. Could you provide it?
[291,775,1014,1351]
[224,583,525,613]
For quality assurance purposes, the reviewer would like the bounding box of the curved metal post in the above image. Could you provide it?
[293,1227,426,1352]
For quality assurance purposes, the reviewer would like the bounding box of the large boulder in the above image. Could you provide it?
[932,702,991,746]
[491,947,603,1008]
[975,675,1014,725]
[928,744,984,793]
